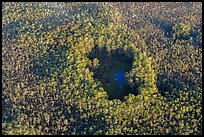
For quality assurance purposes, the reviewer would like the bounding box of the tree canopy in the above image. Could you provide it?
[2,2,202,135]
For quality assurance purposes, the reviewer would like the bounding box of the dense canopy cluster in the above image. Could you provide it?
[2,2,202,135]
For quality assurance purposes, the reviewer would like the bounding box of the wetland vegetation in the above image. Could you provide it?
[2,2,202,135]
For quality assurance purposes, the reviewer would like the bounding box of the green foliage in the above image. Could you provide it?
[2,2,202,135]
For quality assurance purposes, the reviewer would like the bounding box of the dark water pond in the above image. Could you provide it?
[88,46,133,100]
[114,70,125,96]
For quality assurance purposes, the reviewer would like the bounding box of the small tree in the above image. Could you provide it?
[93,58,99,68]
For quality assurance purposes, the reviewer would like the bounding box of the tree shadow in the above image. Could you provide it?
[43,99,108,135]
[2,82,19,134]
[73,111,108,135]
[156,72,198,101]
[2,94,17,124]
[2,3,105,41]
[149,17,175,38]
[87,45,133,100]
[149,17,202,48]
[2,12,71,41]
[2,72,20,131]
[29,45,69,81]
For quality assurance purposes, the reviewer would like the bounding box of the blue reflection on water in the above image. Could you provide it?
[114,70,124,96]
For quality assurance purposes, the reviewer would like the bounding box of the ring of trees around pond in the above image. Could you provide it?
[2,2,202,135]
